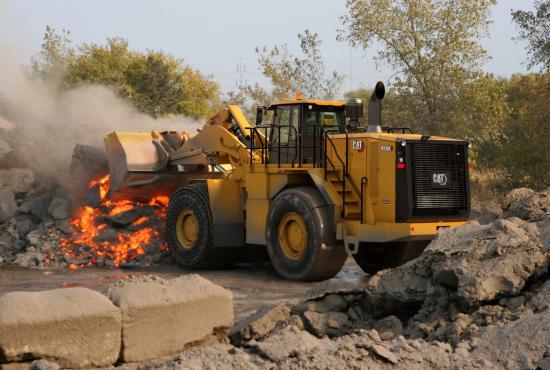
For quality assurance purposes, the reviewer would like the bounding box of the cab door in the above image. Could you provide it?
[301,105,343,165]
[269,105,300,165]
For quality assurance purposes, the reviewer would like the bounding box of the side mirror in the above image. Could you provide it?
[256,107,263,126]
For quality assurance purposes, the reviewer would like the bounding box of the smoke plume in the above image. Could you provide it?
[0,42,201,181]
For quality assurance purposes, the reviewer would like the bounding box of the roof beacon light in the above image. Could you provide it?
[295,91,302,100]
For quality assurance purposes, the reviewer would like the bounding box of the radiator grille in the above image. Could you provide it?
[410,142,468,216]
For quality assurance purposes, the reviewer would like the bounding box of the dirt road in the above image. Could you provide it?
[0,258,364,321]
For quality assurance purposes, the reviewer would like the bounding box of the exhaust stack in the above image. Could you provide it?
[367,81,385,133]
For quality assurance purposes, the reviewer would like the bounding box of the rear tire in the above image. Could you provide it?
[352,241,430,274]
[266,187,347,281]
[166,182,238,269]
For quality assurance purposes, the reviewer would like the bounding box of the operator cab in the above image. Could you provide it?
[258,100,347,165]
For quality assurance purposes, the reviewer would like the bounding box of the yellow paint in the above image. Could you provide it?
[206,179,244,225]
[175,208,198,249]
[271,99,346,107]
[245,199,269,245]
[278,212,308,260]
[370,139,396,223]
[342,220,468,243]
[228,105,266,147]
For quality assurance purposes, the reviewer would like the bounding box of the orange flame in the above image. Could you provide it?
[60,175,168,268]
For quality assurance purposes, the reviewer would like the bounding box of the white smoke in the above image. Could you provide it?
[0,41,202,180]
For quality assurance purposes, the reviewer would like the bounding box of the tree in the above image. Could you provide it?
[30,26,74,87]
[123,52,186,117]
[256,30,344,100]
[499,74,550,188]
[31,27,221,119]
[512,1,550,71]
[228,30,344,118]
[66,38,131,88]
[344,73,509,156]
[340,0,497,134]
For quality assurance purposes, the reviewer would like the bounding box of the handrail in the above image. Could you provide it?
[246,123,365,221]
[247,124,299,169]
[322,131,348,218]
[382,127,413,134]
[360,177,368,223]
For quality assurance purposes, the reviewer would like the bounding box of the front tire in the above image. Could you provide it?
[166,182,237,269]
[266,187,347,281]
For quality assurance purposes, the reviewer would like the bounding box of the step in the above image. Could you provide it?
[344,213,361,220]
[344,199,360,205]
[329,178,353,188]
[326,172,344,181]
[336,188,353,194]
[344,205,361,217]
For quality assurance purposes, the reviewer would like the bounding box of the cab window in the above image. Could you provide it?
[272,105,299,145]
[302,105,344,135]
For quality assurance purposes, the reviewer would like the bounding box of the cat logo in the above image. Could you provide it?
[352,140,365,152]
[430,171,451,188]
[433,173,448,185]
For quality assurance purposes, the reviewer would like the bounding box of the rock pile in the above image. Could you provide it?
[142,187,550,370]
[0,144,170,269]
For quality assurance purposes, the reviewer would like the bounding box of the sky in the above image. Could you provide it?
[0,0,535,96]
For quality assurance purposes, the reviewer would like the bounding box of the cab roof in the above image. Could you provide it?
[270,99,346,107]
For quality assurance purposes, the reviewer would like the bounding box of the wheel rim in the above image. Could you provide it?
[278,212,308,260]
[176,208,198,249]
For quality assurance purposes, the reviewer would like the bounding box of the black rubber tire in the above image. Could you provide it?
[166,182,238,269]
[266,187,347,281]
[352,240,430,275]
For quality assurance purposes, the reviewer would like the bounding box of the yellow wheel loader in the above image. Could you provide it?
[104,82,470,281]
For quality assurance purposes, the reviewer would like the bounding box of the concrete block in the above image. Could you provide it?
[107,274,233,362]
[0,288,121,368]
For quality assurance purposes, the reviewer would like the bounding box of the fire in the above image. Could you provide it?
[60,175,169,268]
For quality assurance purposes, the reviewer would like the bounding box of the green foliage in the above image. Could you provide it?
[123,52,186,117]
[256,30,344,100]
[341,0,497,134]
[512,1,550,71]
[30,26,74,87]
[31,27,221,118]
[228,30,344,119]
[66,38,131,88]
[499,74,550,188]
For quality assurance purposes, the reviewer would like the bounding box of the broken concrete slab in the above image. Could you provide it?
[70,143,108,181]
[502,187,535,210]
[249,325,320,363]
[374,315,404,340]
[106,274,233,363]
[99,206,155,227]
[29,359,60,370]
[303,310,352,337]
[460,310,550,370]
[303,293,348,313]
[470,199,502,224]
[230,303,291,345]
[371,343,399,364]
[139,343,270,370]
[47,196,70,220]
[0,168,34,194]
[0,287,121,368]
[0,190,17,223]
[431,218,548,304]
[0,137,11,161]
[502,187,550,221]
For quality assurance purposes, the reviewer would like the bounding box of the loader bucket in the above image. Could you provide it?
[104,131,217,200]
[104,131,165,196]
